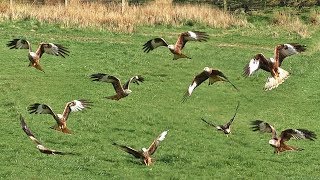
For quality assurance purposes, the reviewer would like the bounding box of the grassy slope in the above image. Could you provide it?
[0,18,320,179]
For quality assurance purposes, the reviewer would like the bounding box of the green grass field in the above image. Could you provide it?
[1,14,320,179]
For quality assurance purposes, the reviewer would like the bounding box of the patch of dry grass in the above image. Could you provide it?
[271,11,309,38]
[0,1,247,32]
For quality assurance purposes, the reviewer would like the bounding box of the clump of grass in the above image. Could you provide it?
[0,1,247,33]
[271,11,309,38]
[309,10,320,25]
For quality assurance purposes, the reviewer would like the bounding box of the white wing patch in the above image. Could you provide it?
[70,100,85,112]
[188,81,198,96]
[187,31,197,40]
[158,130,168,142]
[247,58,260,76]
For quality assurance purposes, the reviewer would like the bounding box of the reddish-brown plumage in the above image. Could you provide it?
[243,43,306,90]
[7,39,69,72]
[251,120,316,154]
[143,31,209,60]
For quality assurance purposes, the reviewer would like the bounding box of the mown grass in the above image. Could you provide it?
[1,14,320,179]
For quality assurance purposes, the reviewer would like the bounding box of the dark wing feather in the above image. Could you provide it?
[147,130,168,155]
[90,73,124,95]
[278,43,306,66]
[27,103,55,115]
[7,38,29,49]
[143,38,169,53]
[225,101,240,127]
[176,31,209,50]
[123,75,144,90]
[36,43,70,58]
[243,53,271,77]
[182,70,209,102]
[20,115,41,145]
[211,70,239,91]
[112,142,143,159]
[280,129,317,142]
[250,120,274,133]
[201,118,217,128]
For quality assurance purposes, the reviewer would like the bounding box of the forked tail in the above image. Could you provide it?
[264,68,289,91]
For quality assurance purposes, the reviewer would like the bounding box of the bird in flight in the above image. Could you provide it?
[243,43,306,90]
[201,101,240,136]
[20,115,66,155]
[182,67,239,102]
[28,99,92,134]
[90,73,144,100]
[7,38,69,72]
[251,120,316,154]
[113,130,168,166]
[143,31,209,60]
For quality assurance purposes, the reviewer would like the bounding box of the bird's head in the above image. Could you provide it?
[57,114,63,119]
[203,67,211,73]
[124,89,132,94]
[268,139,278,147]
[142,147,148,152]
[36,144,45,150]
[168,45,174,50]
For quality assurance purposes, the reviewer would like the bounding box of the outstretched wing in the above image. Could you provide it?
[243,53,270,77]
[278,43,306,66]
[7,38,30,49]
[147,130,168,155]
[226,101,240,127]
[201,118,217,128]
[143,38,169,53]
[280,129,317,143]
[28,103,55,115]
[123,75,145,90]
[185,70,209,96]
[61,99,92,121]
[90,73,124,95]
[36,43,70,58]
[210,69,239,91]
[175,31,209,51]
[20,115,41,145]
[251,120,277,138]
[112,142,143,159]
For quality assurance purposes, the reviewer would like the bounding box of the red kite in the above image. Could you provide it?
[143,31,209,60]
[251,120,316,154]
[243,43,306,90]
[28,99,92,134]
[7,38,69,72]
[113,130,168,166]
[90,73,144,100]
[183,67,238,102]
[201,101,240,136]
[20,115,65,155]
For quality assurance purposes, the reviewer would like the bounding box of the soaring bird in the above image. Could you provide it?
[183,67,238,102]
[251,120,316,154]
[7,38,69,72]
[243,43,306,90]
[90,73,144,100]
[113,130,168,166]
[28,99,92,134]
[20,115,65,155]
[201,101,240,136]
[143,31,209,60]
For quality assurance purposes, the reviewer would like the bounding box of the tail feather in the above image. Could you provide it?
[264,68,289,91]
